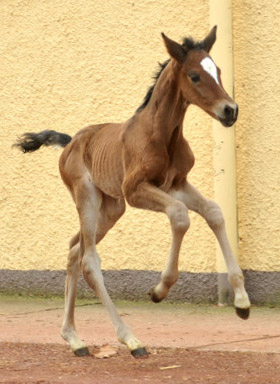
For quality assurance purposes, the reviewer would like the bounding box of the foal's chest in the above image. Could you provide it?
[155,138,195,191]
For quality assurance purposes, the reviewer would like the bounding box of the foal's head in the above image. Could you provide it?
[162,26,238,127]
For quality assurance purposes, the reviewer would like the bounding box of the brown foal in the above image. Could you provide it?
[15,26,250,357]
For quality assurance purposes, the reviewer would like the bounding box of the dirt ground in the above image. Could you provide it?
[1,295,280,384]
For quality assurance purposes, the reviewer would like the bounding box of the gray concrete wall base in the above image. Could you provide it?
[0,269,279,305]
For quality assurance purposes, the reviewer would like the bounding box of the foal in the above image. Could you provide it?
[15,27,250,357]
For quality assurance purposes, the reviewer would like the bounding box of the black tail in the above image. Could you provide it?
[13,130,72,153]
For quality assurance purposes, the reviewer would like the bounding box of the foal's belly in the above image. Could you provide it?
[93,168,124,199]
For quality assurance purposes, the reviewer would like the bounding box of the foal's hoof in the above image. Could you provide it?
[235,307,250,320]
[131,347,148,358]
[74,347,90,356]
[148,288,162,303]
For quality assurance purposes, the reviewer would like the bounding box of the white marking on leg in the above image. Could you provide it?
[61,327,88,352]
[200,57,219,85]
[229,273,250,309]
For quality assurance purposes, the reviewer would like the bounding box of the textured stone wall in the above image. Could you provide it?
[233,0,280,271]
[1,0,215,273]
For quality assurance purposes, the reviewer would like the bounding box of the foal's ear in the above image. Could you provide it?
[161,33,186,64]
[202,26,217,53]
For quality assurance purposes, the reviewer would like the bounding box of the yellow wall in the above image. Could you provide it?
[233,0,280,271]
[1,0,279,275]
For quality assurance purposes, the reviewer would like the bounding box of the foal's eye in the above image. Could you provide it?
[188,73,200,84]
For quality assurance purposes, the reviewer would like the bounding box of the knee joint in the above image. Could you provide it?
[82,252,101,276]
[204,201,224,230]
[167,202,190,233]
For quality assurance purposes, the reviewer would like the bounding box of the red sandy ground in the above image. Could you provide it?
[1,296,280,383]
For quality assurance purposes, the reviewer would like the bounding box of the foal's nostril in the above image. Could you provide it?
[224,105,234,119]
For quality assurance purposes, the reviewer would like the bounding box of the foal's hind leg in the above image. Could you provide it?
[61,195,129,355]
[170,181,251,319]
[73,179,146,356]
[61,232,89,356]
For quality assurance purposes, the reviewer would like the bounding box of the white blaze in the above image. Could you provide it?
[200,57,219,85]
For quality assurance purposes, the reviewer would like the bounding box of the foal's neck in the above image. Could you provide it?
[145,60,188,138]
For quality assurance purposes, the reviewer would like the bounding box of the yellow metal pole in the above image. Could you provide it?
[209,0,238,304]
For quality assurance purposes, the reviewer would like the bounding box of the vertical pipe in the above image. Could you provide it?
[209,0,238,304]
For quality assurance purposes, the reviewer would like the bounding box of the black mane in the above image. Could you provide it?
[136,59,170,112]
[137,36,204,112]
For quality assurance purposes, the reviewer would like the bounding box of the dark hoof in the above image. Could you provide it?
[74,347,90,356]
[131,347,148,358]
[235,307,250,320]
[148,289,162,303]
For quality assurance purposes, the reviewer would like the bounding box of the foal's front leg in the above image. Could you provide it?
[149,212,189,303]
[124,181,190,303]
[170,181,251,319]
